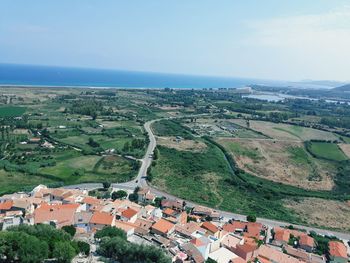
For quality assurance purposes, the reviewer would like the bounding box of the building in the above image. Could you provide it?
[328,241,348,263]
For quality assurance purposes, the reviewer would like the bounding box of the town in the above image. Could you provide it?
[0,184,348,263]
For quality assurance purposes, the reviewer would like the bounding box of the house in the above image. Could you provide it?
[0,200,13,213]
[221,233,244,252]
[192,205,220,220]
[120,207,138,223]
[151,218,175,237]
[201,221,219,236]
[162,208,187,225]
[258,245,305,263]
[190,235,221,260]
[134,218,154,235]
[34,203,80,228]
[74,211,93,233]
[161,199,183,211]
[299,235,315,252]
[284,245,326,263]
[89,211,115,230]
[137,188,155,203]
[208,247,239,263]
[272,227,291,246]
[114,220,136,237]
[328,241,348,263]
[174,221,205,238]
[1,211,23,230]
[181,242,205,263]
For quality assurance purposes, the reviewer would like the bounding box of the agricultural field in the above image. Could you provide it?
[0,106,26,117]
[230,119,338,141]
[216,138,335,190]
[307,141,348,162]
[338,143,350,158]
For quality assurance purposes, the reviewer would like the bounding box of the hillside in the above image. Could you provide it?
[333,84,350,92]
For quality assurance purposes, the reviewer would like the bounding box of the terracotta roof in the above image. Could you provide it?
[246,223,262,238]
[163,208,176,216]
[299,234,314,247]
[82,196,101,205]
[90,211,114,225]
[115,220,136,233]
[190,238,205,247]
[201,221,219,234]
[34,203,79,226]
[223,221,247,232]
[0,200,13,210]
[274,227,290,242]
[152,218,175,234]
[175,221,203,237]
[329,241,347,258]
[121,208,138,219]
[258,245,305,263]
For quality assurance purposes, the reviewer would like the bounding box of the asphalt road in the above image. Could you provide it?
[64,119,350,241]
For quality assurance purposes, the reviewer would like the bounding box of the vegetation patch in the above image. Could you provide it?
[284,198,350,231]
[306,141,348,162]
[156,136,207,152]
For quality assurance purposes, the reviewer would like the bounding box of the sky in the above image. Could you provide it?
[0,0,350,81]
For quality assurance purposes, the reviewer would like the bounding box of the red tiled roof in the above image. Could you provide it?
[34,203,79,226]
[82,196,100,205]
[152,218,175,234]
[163,208,176,216]
[0,200,13,210]
[329,241,347,258]
[274,227,290,242]
[201,221,219,234]
[121,208,138,219]
[299,235,314,247]
[90,211,114,225]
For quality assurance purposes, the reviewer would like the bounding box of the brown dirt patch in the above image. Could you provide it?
[284,198,350,231]
[338,143,350,158]
[157,136,207,152]
[217,138,334,191]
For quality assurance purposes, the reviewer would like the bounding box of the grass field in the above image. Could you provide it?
[216,138,335,190]
[153,120,193,139]
[0,169,55,196]
[307,142,348,162]
[0,106,26,117]
[39,153,136,184]
[230,119,337,141]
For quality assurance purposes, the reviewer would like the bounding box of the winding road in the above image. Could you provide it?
[65,119,350,241]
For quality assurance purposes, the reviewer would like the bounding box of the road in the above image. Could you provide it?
[64,119,350,241]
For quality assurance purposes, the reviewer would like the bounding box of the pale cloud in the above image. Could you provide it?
[241,6,350,81]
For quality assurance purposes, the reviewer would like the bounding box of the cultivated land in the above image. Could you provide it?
[1,87,350,231]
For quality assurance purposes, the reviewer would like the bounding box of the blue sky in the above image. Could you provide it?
[0,0,350,81]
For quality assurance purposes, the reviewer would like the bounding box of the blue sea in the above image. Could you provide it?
[0,63,282,89]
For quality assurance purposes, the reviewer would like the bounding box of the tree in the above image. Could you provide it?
[52,241,76,263]
[62,225,76,237]
[206,259,218,263]
[95,226,127,240]
[77,241,90,255]
[102,182,111,189]
[247,214,257,222]
[111,190,128,200]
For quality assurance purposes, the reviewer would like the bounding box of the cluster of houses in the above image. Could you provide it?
[0,185,349,263]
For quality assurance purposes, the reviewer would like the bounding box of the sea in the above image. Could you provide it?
[0,63,284,89]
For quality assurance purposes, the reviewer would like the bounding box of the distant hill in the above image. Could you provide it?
[333,84,350,92]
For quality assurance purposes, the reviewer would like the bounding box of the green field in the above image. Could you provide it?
[0,106,26,117]
[307,142,348,162]
[153,120,193,139]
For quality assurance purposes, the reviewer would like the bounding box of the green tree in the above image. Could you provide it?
[52,241,76,263]
[62,225,76,237]
[77,241,90,255]
[94,226,127,240]
[247,214,257,222]
[111,190,128,200]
